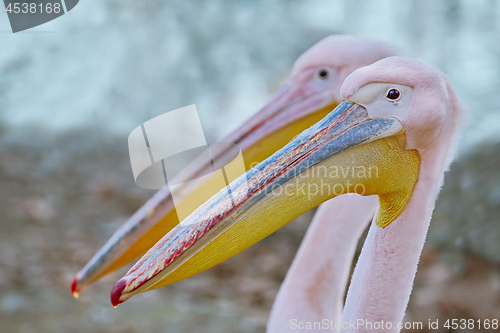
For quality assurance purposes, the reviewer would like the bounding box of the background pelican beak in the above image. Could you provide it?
[110,101,421,306]
[225,81,339,160]
[72,79,340,296]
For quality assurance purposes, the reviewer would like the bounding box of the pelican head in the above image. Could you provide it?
[71,35,401,297]
[110,56,463,306]
[221,35,403,161]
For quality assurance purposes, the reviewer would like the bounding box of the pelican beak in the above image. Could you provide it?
[225,80,340,160]
[72,76,339,296]
[110,101,421,306]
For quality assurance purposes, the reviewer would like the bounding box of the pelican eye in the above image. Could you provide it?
[317,68,329,80]
[386,88,401,101]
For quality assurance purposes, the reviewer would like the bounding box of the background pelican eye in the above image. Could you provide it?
[317,68,329,79]
[386,88,401,100]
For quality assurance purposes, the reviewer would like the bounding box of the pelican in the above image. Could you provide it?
[109,57,464,332]
[72,35,400,297]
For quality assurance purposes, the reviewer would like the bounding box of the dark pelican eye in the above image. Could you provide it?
[386,88,400,100]
[317,68,329,79]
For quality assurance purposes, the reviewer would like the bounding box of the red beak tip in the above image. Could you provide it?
[71,277,80,299]
[110,280,127,307]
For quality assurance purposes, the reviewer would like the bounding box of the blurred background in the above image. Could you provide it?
[1,0,499,332]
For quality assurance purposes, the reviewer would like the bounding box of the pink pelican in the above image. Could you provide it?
[109,57,464,333]
[71,35,399,297]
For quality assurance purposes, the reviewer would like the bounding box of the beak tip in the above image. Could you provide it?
[110,279,127,307]
[71,277,80,299]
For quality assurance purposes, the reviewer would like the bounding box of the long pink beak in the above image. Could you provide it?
[71,71,339,297]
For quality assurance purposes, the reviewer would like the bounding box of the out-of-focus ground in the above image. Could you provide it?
[1,128,500,333]
[1,1,500,332]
